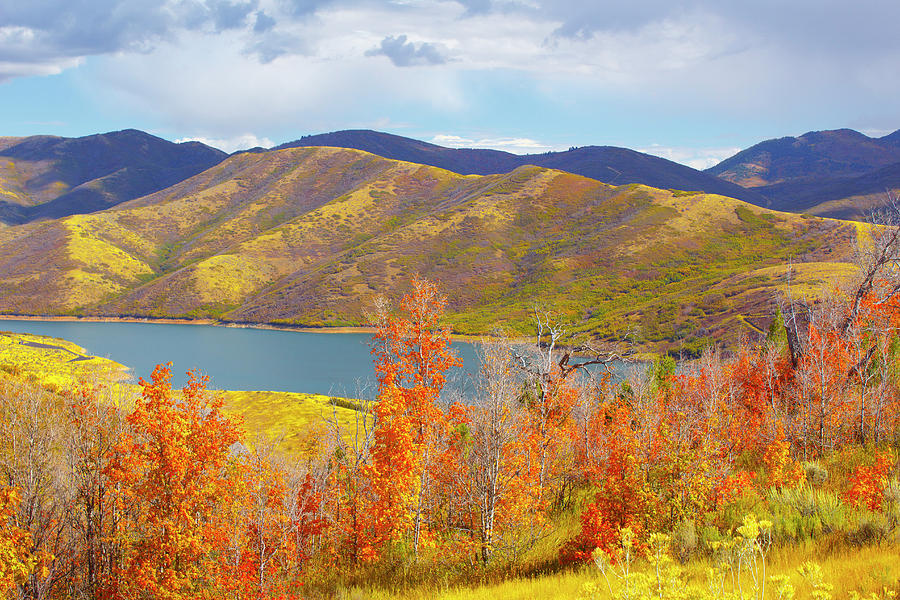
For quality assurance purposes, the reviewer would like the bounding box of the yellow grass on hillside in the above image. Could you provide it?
[733,261,859,300]
[355,543,900,600]
[217,389,368,454]
[0,331,129,389]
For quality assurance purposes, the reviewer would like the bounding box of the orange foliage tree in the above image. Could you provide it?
[108,364,242,600]
[347,278,461,562]
[0,486,50,597]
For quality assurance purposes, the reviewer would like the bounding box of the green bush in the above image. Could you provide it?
[803,461,829,487]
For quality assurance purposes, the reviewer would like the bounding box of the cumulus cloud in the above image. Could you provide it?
[92,29,464,140]
[431,134,560,154]
[365,35,448,67]
[253,10,277,33]
[5,0,900,153]
[176,133,274,153]
[637,145,744,170]
[0,0,256,80]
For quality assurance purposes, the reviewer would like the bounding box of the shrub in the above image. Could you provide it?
[803,462,829,487]
[847,513,891,547]
[672,520,697,563]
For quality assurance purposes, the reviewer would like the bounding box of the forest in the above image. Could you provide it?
[2,221,900,600]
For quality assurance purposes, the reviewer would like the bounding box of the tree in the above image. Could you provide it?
[364,278,461,560]
[108,364,242,600]
[0,486,49,596]
[65,381,129,600]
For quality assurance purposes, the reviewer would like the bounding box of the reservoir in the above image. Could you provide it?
[0,320,483,398]
[0,320,640,397]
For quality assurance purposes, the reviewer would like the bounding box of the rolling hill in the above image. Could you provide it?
[0,129,227,224]
[0,145,860,352]
[276,129,768,205]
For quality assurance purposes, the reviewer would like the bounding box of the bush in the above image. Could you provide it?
[804,461,829,487]
[847,513,891,547]
[766,487,847,542]
[672,520,697,562]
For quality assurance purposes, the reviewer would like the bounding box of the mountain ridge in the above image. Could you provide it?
[275,129,769,205]
[0,145,859,353]
[0,129,227,224]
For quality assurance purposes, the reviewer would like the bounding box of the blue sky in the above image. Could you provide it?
[1,0,899,168]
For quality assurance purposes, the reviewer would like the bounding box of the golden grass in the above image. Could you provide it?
[355,543,900,600]
[719,262,859,302]
[0,331,129,389]
[217,389,366,454]
[186,254,279,304]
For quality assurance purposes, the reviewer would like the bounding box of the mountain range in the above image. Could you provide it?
[0,144,858,352]
[0,124,894,351]
[706,128,900,219]
[0,130,226,224]
[2,126,900,226]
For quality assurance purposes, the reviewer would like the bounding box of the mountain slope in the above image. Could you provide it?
[0,129,227,224]
[276,130,768,205]
[0,146,859,352]
[707,128,900,188]
[761,161,900,220]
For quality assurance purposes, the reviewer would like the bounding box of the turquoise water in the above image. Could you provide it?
[0,320,481,397]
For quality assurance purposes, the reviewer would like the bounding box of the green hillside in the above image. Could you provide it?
[0,146,861,352]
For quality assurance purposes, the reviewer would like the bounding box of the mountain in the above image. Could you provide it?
[0,146,859,352]
[705,128,900,219]
[0,129,227,224]
[276,130,768,205]
[707,128,900,188]
[754,161,900,220]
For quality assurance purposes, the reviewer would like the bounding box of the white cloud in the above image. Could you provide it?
[431,134,561,154]
[91,27,464,139]
[7,0,900,151]
[175,133,274,153]
[637,145,743,170]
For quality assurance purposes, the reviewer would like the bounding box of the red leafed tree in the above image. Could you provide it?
[363,278,462,560]
[219,445,326,600]
[842,449,896,511]
[108,364,242,600]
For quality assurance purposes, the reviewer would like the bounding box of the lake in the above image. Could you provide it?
[0,320,484,398]
[0,320,641,398]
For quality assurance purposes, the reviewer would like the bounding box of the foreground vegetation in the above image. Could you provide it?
[3,216,900,597]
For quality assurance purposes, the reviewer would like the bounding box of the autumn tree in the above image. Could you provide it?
[364,278,461,560]
[0,375,70,600]
[108,364,242,600]
[0,486,50,598]
[64,381,129,600]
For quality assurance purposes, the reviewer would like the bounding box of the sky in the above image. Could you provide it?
[1,0,900,169]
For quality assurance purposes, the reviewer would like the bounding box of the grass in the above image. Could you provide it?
[217,389,367,454]
[333,543,900,600]
[0,330,129,390]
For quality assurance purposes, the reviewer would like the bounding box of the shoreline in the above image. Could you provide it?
[0,314,499,343]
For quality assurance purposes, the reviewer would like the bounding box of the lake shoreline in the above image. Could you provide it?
[0,314,496,343]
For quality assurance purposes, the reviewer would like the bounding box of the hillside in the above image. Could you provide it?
[707,128,900,187]
[0,129,227,224]
[276,129,767,205]
[705,128,900,219]
[0,146,860,352]
[754,161,900,220]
